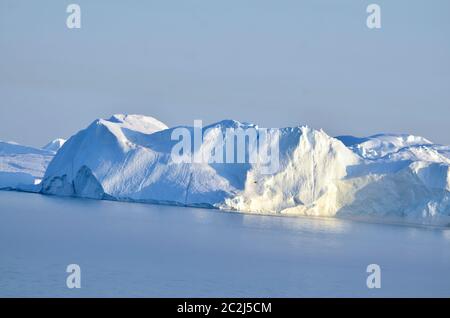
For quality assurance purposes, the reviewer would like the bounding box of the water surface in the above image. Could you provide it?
[1,191,449,297]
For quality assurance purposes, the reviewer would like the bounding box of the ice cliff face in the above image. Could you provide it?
[4,114,450,226]
[224,127,361,215]
[226,133,450,225]
[330,134,450,225]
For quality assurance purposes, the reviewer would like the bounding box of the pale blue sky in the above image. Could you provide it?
[1,0,449,146]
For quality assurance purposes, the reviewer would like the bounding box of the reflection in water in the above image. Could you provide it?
[443,229,450,241]
[241,212,352,235]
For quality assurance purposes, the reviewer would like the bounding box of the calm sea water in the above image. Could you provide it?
[1,191,449,297]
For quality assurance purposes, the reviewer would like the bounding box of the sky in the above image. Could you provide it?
[1,0,449,147]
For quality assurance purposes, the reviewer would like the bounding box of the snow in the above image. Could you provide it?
[0,141,54,191]
[42,115,238,206]
[331,134,450,225]
[337,133,434,160]
[2,114,450,226]
[225,127,361,215]
[42,138,66,153]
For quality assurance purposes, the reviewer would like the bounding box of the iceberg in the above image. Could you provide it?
[42,138,66,153]
[42,115,242,205]
[0,141,55,191]
[2,113,449,226]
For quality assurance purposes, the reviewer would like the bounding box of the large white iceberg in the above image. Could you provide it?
[42,115,243,205]
[2,113,449,226]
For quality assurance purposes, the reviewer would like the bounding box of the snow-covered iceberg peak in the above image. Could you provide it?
[337,133,450,165]
[338,133,434,160]
[43,138,66,153]
[108,114,168,134]
[41,114,169,199]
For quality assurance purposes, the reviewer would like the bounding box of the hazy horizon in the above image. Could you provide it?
[1,0,449,147]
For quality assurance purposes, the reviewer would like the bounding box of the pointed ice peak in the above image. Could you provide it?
[43,138,66,152]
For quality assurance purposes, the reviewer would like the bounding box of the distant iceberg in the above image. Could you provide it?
[42,138,66,153]
[0,140,57,191]
[1,114,449,226]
